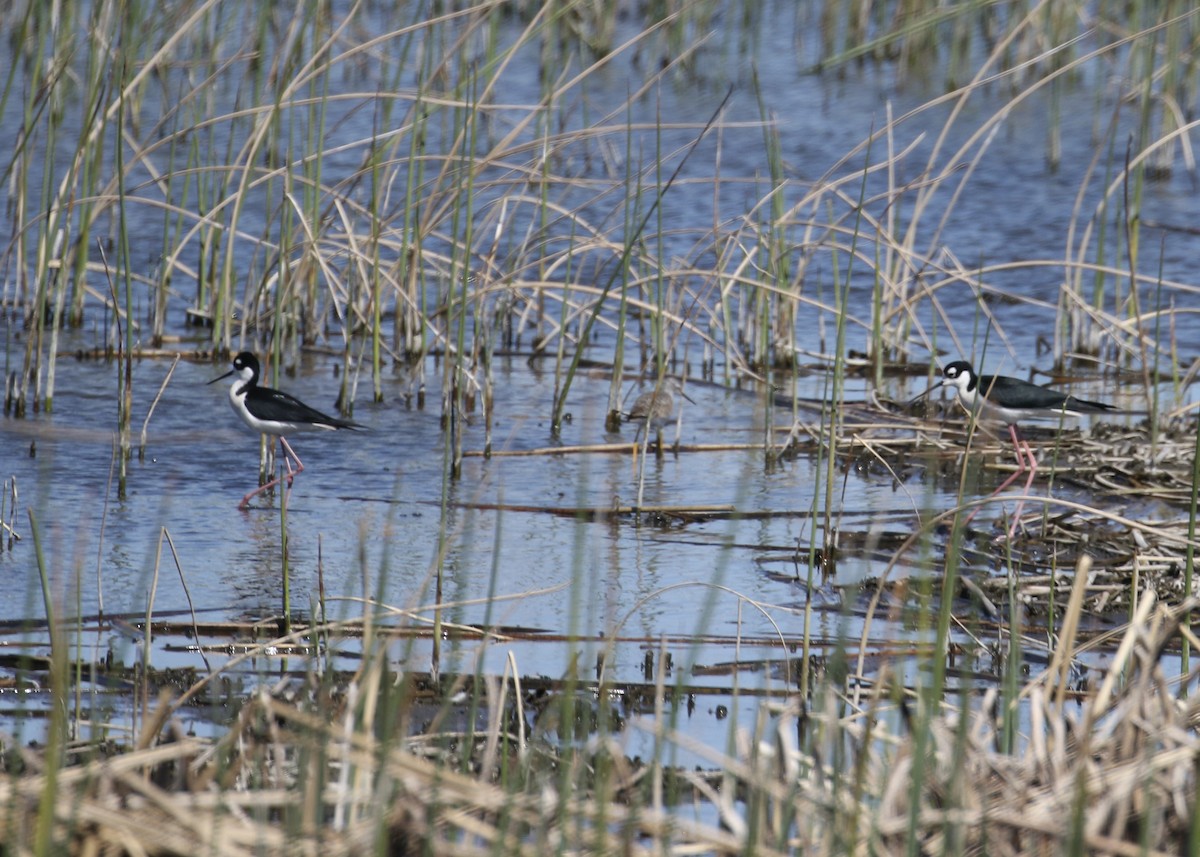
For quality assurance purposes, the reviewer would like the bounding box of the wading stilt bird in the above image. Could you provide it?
[929,360,1116,535]
[623,377,693,454]
[210,351,363,509]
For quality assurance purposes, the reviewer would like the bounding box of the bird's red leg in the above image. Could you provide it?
[1004,429,1038,538]
[992,423,1033,496]
[279,437,305,485]
[278,437,305,502]
[238,436,305,509]
[964,423,1035,531]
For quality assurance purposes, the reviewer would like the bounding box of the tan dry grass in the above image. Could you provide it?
[1,593,1197,855]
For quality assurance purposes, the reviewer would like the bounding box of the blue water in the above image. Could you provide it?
[0,1,1193,760]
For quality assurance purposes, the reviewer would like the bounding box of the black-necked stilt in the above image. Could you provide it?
[929,360,1117,534]
[209,351,363,509]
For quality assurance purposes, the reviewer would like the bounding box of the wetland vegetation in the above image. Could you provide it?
[2,0,1200,853]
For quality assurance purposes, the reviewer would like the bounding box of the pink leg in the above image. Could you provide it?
[991,424,1033,496]
[278,437,305,483]
[237,436,305,509]
[1005,433,1038,539]
[275,436,305,503]
[964,424,1035,531]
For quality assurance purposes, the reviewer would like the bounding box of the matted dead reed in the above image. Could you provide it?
[0,589,1196,855]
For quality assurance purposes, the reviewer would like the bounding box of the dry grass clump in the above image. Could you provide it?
[866,594,1200,856]
[795,387,1200,607]
[0,593,1196,855]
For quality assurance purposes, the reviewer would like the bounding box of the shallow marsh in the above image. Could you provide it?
[3,0,1200,853]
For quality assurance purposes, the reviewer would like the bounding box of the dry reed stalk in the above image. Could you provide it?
[5,593,1200,854]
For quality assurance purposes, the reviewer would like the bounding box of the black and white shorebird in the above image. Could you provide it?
[209,351,363,508]
[929,360,1117,534]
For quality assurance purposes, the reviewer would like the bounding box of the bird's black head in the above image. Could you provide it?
[232,352,259,374]
[943,361,975,381]
[208,351,261,386]
[940,360,979,395]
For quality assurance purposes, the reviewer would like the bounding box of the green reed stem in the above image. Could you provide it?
[608,108,631,418]
[1182,415,1200,680]
[752,67,790,366]
[550,88,732,430]
[1146,252,1165,449]
[28,508,66,857]
[116,56,134,499]
[281,471,291,633]
[398,91,428,360]
[652,100,667,372]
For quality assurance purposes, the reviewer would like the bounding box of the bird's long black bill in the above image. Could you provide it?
[905,379,943,408]
[207,369,235,385]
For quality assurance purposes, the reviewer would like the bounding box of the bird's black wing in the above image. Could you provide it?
[981,374,1115,413]
[977,374,1068,409]
[252,387,362,429]
[1061,393,1117,413]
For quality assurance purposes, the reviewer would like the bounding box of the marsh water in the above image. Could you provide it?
[1,3,1199,761]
